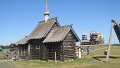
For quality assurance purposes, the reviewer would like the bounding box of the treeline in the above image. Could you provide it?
[112,44,120,46]
[105,44,120,46]
[0,45,10,49]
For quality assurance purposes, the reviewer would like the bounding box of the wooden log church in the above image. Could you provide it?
[14,0,80,61]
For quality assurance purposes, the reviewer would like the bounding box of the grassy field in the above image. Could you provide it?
[0,45,120,68]
[3,58,96,68]
[0,52,4,59]
[0,52,11,60]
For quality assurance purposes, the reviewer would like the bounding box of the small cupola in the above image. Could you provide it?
[44,0,50,22]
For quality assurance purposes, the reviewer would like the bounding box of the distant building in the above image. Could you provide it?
[0,47,2,52]
[81,34,90,45]
[9,43,18,58]
[81,31,104,45]
[9,43,18,51]
[90,32,104,45]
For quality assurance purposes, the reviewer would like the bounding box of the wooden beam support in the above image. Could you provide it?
[28,44,31,58]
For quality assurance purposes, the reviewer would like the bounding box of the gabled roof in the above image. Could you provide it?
[15,17,59,45]
[43,25,80,43]
[15,37,29,45]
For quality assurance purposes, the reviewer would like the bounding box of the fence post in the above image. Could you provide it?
[55,52,56,61]
[78,48,81,58]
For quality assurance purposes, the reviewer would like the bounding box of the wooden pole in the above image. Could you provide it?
[78,48,81,58]
[55,52,57,61]
[28,44,31,58]
[106,21,113,62]
[21,46,22,56]
[17,46,19,60]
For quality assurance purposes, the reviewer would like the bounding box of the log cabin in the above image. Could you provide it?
[15,17,80,61]
[14,0,80,61]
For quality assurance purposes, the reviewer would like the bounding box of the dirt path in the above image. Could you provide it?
[0,63,13,68]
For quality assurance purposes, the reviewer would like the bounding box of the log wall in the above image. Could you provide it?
[63,30,76,60]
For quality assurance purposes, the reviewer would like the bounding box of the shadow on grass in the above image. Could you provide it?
[93,55,120,62]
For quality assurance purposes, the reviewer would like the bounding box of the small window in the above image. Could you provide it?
[36,45,39,50]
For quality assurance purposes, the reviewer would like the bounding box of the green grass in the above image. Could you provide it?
[90,46,120,56]
[4,57,120,68]
[80,58,120,68]
[0,52,12,60]
[0,52,4,59]
[81,45,120,56]
[1,45,120,68]
[4,58,95,68]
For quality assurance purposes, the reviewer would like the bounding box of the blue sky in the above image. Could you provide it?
[0,0,120,45]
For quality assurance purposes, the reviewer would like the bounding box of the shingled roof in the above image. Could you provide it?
[43,25,80,43]
[15,17,59,45]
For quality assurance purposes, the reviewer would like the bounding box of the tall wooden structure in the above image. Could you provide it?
[81,32,104,45]
[112,20,120,42]
[81,34,90,45]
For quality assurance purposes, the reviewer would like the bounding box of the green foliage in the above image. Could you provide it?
[1,45,10,49]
